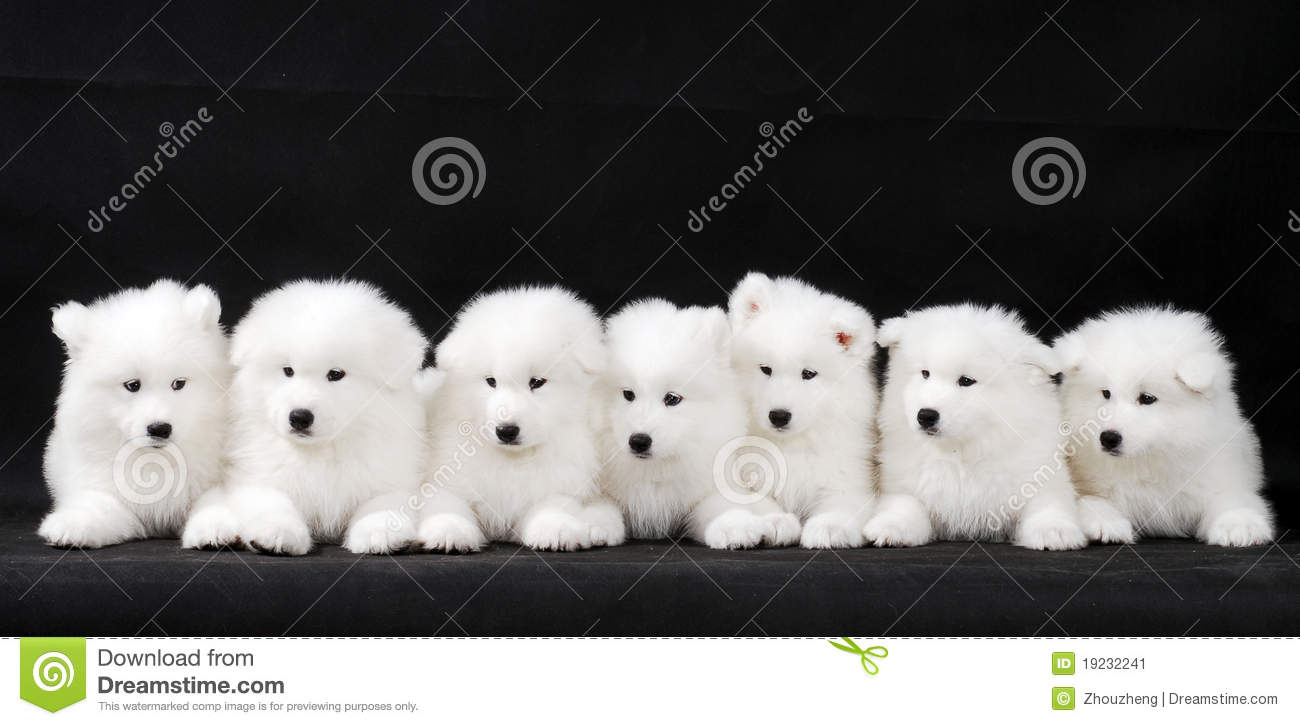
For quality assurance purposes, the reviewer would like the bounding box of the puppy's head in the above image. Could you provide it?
[436,286,602,451]
[603,299,733,461]
[727,272,875,437]
[230,279,427,445]
[52,280,230,451]
[879,304,1058,442]
[1055,307,1230,458]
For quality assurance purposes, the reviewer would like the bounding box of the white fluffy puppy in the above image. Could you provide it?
[182,279,428,555]
[1055,307,1273,546]
[727,273,877,548]
[40,280,230,547]
[866,303,1086,550]
[598,299,800,548]
[415,286,625,552]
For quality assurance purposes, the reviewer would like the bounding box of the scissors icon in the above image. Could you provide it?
[828,637,888,675]
[1288,209,1300,234]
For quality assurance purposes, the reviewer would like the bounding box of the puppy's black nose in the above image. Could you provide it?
[146,421,172,439]
[768,409,792,428]
[628,433,652,454]
[496,423,521,444]
[289,408,315,432]
[1100,429,1122,452]
[917,408,940,430]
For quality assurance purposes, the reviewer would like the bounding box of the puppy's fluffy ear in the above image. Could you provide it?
[382,324,429,390]
[876,316,905,348]
[183,284,222,329]
[727,272,773,332]
[1020,342,1061,385]
[1176,352,1221,396]
[570,327,605,375]
[412,367,447,403]
[829,304,875,360]
[51,302,90,356]
[1053,332,1085,373]
[693,307,732,355]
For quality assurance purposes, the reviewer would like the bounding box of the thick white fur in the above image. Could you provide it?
[867,303,1086,550]
[181,279,428,555]
[40,280,230,547]
[727,273,876,549]
[415,286,625,552]
[1055,307,1272,547]
[597,299,800,548]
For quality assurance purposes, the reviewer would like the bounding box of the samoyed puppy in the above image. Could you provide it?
[726,273,876,548]
[181,279,428,555]
[865,303,1086,550]
[1054,307,1273,546]
[598,299,800,548]
[40,280,230,547]
[414,286,625,552]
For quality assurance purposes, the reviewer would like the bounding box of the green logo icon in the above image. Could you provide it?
[1052,686,1076,710]
[828,637,888,675]
[20,638,86,713]
[1052,651,1075,675]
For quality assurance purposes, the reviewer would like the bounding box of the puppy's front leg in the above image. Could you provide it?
[686,492,784,549]
[1013,474,1087,551]
[800,491,872,549]
[181,487,240,550]
[416,489,487,553]
[581,497,626,547]
[862,493,933,547]
[345,492,416,554]
[229,485,312,556]
[519,495,594,551]
[1199,489,1273,547]
[38,490,145,548]
[1076,494,1135,544]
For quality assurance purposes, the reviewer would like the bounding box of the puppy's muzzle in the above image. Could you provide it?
[1099,429,1122,455]
[916,407,940,434]
[628,432,652,458]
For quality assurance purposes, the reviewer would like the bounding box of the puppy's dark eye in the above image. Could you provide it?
[1138,392,1157,405]
[529,377,547,391]
[801,369,818,380]
[921,370,930,379]
[123,379,141,393]
[171,378,187,391]
[759,365,772,376]
[1101,389,1111,400]
[327,369,346,382]
[283,367,294,378]
[485,377,496,388]
[622,389,635,402]
[957,376,977,387]
[663,392,683,407]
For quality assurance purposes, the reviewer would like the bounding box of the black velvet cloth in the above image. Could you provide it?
[3,517,1297,636]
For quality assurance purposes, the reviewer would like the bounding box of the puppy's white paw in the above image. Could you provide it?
[1077,496,1135,544]
[38,508,138,549]
[1016,516,1087,551]
[764,512,802,547]
[180,506,240,550]
[417,513,487,553]
[1203,509,1272,547]
[863,510,933,548]
[344,511,412,555]
[702,510,773,550]
[243,514,312,556]
[588,519,626,548]
[521,511,593,552]
[800,512,865,549]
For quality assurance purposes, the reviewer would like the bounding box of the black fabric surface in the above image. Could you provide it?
[2,1,1299,635]
[3,516,1298,636]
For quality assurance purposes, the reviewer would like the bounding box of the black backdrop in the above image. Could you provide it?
[2,0,1297,523]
